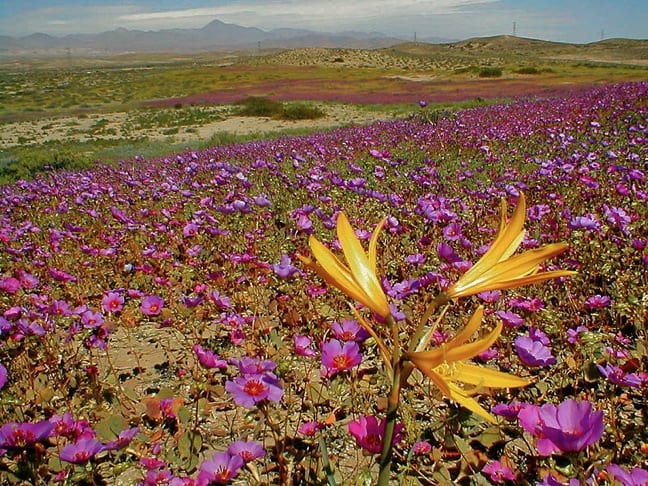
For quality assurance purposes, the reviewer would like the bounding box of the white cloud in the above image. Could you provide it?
[116,0,499,31]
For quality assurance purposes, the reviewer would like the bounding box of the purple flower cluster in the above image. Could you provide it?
[0,413,138,465]
[225,357,283,407]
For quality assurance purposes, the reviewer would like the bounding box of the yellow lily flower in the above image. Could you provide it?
[446,192,576,300]
[298,212,392,318]
[405,306,529,422]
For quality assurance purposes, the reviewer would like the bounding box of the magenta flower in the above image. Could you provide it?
[141,295,164,316]
[225,374,283,407]
[59,438,104,464]
[272,254,299,279]
[81,310,104,329]
[0,363,7,389]
[293,334,317,357]
[193,345,228,369]
[519,399,604,456]
[606,464,648,486]
[482,460,517,483]
[330,319,369,343]
[0,420,54,450]
[197,452,244,486]
[584,294,611,309]
[227,439,265,463]
[412,440,432,455]
[348,415,403,454]
[596,363,642,387]
[102,292,124,313]
[320,339,362,377]
[103,427,139,451]
[514,330,556,367]
[298,421,322,436]
[0,277,20,294]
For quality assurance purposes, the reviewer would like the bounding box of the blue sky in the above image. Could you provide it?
[1,0,646,43]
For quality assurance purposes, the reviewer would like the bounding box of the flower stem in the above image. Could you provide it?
[378,314,402,486]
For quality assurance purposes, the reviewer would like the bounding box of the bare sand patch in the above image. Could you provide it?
[0,103,395,150]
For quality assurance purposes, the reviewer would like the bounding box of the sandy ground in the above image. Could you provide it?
[0,103,396,149]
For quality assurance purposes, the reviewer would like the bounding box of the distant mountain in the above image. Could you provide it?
[1,19,407,55]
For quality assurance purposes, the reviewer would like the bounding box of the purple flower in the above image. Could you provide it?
[496,310,525,328]
[298,421,323,436]
[102,292,124,313]
[320,339,362,377]
[0,363,7,389]
[0,420,54,450]
[348,415,403,454]
[272,254,299,280]
[596,363,642,387]
[584,294,611,309]
[0,277,20,294]
[227,440,265,463]
[514,335,556,367]
[81,310,104,329]
[141,295,164,316]
[412,440,432,455]
[492,401,527,420]
[330,319,369,343]
[197,451,244,485]
[193,345,228,369]
[482,460,517,483]
[103,427,139,451]
[536,475,581,486]
[520,399,604,456]
[567,325,588,344]
[293,334,317,357]
[568,214,601,231]
[606,463,648,486]
[59,438,104,464]
[225,374,283,407]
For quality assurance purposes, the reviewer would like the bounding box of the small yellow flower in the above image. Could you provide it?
[406,306,529,422]
[298,212,391,318]
[446,192,576,300]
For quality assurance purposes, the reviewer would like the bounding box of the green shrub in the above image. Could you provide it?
[235,96,284,117]
[234,97,325,120]
[515,66,540,75]
[281,103,325,120]
[478,67,503,78]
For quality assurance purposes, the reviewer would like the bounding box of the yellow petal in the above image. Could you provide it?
[337,213,389,315]
[368,217,387,275]
[455,193,526,285]
[447,305,483,348]
[448,362,530,388]
[420,368,452,398]
[447,383,496,423]
[443,322,502,362]
[336,213,390,316]
[406,315,500,366]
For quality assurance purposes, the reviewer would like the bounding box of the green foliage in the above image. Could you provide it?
[478,66,503,78]
[234,96,325,120]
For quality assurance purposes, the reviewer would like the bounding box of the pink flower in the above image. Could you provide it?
[141,295,164,316]
[227,440,265,463]
[412,440,432,455]
[482,460,517,483]
[225,374,283,407]
[102,292,124,313]
[348,415,403,454]
[193,345,228,369]
[320,339,362,377]
[197,452,244,485]
[293,335,317,357]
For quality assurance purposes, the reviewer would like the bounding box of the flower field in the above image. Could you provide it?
[0,81,647,485]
